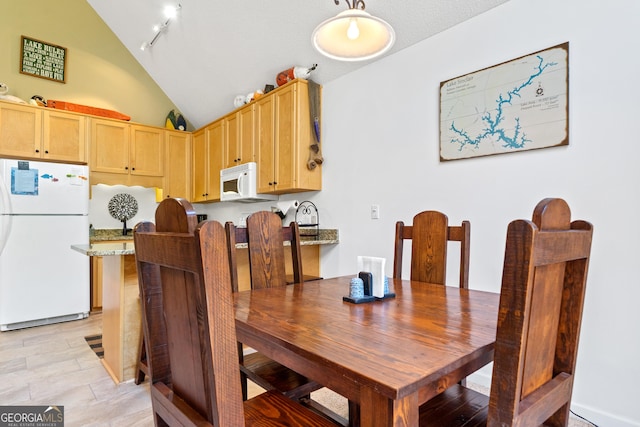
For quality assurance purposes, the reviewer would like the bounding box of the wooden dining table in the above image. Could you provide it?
[233,276,500,427]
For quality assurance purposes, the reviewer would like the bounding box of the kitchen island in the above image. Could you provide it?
[72,228,339,384]
[72,241,137,384]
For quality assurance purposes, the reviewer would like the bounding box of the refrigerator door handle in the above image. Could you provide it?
[0,174,12,255]
[0,215,11,256]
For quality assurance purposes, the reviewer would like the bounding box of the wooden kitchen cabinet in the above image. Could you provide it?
[89,118,128,175]
[129,124,164,177]
[43,110,88,163]
[0,102,41,159]
[255,79,321,194]
[187,78,321,202]
[163,129,191,200]
[0,101,87,163]
[224,103,255,168]
[192,120,223,202]
[89,118,164,188]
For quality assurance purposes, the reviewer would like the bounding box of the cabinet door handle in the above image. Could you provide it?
[35,149,40,153]
[124,166,129,170]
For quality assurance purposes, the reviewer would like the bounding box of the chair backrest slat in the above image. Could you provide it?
[393,211,470,288]
[247,211,288,289]
[226,211,304,292]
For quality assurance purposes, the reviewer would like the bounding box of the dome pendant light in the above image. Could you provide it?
[312,0,395,62]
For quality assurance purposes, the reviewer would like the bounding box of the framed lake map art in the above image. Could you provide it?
[440,42,568,161]
[20,36,67,83]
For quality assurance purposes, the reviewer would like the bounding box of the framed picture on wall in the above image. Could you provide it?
[439,42,568,161]
[20,36,67,83]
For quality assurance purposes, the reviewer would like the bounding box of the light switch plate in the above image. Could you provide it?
[371,205,380,219]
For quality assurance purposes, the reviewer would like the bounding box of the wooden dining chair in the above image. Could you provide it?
[134,198,200,385]
[226,211,345,425]
[418,198,593,427]
[393,210,470,288]
[134,198,198,384]
[133,199,337,427]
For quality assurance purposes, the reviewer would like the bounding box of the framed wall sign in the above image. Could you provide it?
[440,42,568,161]
[20,36,67,83]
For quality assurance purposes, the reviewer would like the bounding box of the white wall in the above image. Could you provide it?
[198,0,640,424]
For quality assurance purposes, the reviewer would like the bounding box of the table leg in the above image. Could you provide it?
[359,386,418,427]
[348,401,360,427]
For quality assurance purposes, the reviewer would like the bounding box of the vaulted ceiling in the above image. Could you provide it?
[87,0,509,129]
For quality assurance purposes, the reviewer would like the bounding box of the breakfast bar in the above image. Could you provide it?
[72,241,138,384]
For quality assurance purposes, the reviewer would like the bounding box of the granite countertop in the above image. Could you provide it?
[72,241,135,256]
[80,228,339,256]
[90,229,134,241]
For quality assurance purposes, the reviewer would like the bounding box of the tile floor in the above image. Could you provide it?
[0,312,348,426]
[0,313,153,426]
[0,313,591,426]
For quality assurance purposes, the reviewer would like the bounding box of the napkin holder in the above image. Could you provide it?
[357,256,394,299]
[343,271,394,303]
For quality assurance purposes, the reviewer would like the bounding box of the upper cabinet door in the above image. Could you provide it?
[191,128,208,202]
[130,125,164,177]
[207,119,224,201]
[273,83,296,191]
[164,130,191,200]
[43,110,87,163]
[238,104,255,165]
[0,102,42,159]
[224,104,255,168]
[90,119,129,174]
[255,94,276,193]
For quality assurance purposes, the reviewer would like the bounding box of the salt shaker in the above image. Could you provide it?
[349,277,365,299]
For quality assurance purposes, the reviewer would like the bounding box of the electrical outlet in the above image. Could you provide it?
[239,213,250,227]
[371,204,380,219]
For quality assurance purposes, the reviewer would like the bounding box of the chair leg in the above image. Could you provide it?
[300,396,350,427]
[135,333,149,385]
[155,412,169,427]
[241,372,249,401]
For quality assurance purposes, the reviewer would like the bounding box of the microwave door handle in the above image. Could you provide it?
[237,173,244,194]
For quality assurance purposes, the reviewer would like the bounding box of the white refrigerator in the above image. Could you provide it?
[0,158,90,331]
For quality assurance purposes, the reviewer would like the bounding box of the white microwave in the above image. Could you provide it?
[220,162,277,202]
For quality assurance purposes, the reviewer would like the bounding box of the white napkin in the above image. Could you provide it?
[357,256,386,298]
